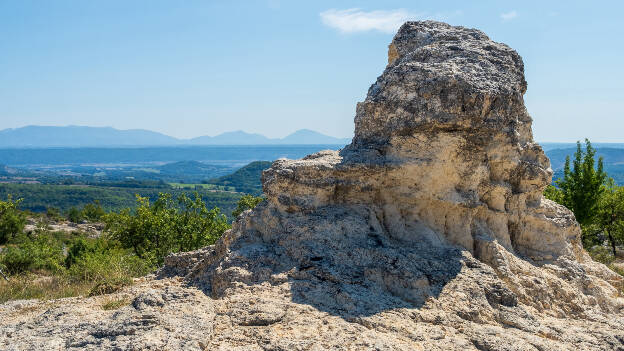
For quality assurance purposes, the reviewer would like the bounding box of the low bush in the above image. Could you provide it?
[82,201,105,222]
[587,245,615,266]
[0,196,26,244]
[67,246,150,285]
[66,207,83,223]
[0,275,93,303]
[232,194,264,218]
[105,193,230,265]
[0,234,64,274]
[65,201,105,223]
[0,191,233,302]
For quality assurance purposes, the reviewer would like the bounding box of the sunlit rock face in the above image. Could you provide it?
[2,21,623,351]
[263,21,567,264]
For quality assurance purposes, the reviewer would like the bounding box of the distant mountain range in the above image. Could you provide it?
[0,126,352,148]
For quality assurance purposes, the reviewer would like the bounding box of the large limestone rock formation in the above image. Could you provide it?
[1,21,623,350]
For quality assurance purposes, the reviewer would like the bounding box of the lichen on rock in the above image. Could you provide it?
[2,21,623,351]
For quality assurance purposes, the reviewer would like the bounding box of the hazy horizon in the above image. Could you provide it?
[0,124,350,140]
[1,1,623,142]
[5,125,624,144]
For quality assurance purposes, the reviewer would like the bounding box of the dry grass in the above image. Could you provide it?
[610,263,624,276]
[0,274,96,303]
[101,297,130,310]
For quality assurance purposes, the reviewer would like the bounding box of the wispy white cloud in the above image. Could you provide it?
[320,8,423,34]
[500,10,518,21]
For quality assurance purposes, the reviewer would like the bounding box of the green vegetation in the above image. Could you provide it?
[594,180,624,257]
[0,222,152,302]
[101,297,131,310]
[62,201,107,223]
[206,161,271,195]
[232,194,264,217]
[554,140,607,227]
[105,193,230,265]
[0,159,273,302]
[0,159,272,219]
[545,140,624,273]
[0,195,26,244]
[0,192,234,302]
[0,183,243,218]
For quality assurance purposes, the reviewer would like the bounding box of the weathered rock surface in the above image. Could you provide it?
[1,21,623,350]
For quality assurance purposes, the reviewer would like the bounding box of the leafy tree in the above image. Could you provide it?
[594,179,624,257]
[0,195,26,244]
[232,195,264,218]
[557,139,607,227]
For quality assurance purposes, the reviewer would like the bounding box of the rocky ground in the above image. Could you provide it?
[1,240,621,350]
[23,220,104,237]
[0,21,623,350]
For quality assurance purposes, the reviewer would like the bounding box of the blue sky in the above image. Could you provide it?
[1,0,622,141]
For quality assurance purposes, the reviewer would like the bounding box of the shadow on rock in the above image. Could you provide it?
[162,204,466,320]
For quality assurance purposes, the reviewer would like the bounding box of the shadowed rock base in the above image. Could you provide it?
[1,21,623,350]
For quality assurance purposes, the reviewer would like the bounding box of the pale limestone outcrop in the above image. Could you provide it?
[1,21,623,350]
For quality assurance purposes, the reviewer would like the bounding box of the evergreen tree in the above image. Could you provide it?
[557,139,607,228]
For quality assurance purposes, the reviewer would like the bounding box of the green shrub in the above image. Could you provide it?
[557,140,607,226]
[67,248,148,281]
[105,193,230,265]
[0,247,34,275]
[232,194,264,218]
[46,207,63,221]
[0,234,64,274]
[66,207,83,223]
[101,297,130,310]
[587,245,615,266]
[82,201,105,222]
[0,195,26,244]
[543,185,564,204]
[1,191,232,302]
[65,237,105,268]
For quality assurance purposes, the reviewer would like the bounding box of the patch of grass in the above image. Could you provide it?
[101,297,130,310]
[609,263,624,277]
[0,274,93,303]
[587,245,616,266]
[587,245,624,293]
[88,278,131,297]
[0,231,152,302]
[0,273,137,303]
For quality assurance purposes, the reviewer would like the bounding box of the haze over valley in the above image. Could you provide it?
[0,126,351,148]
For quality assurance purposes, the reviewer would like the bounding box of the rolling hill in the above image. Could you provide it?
[207,161,272,195]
